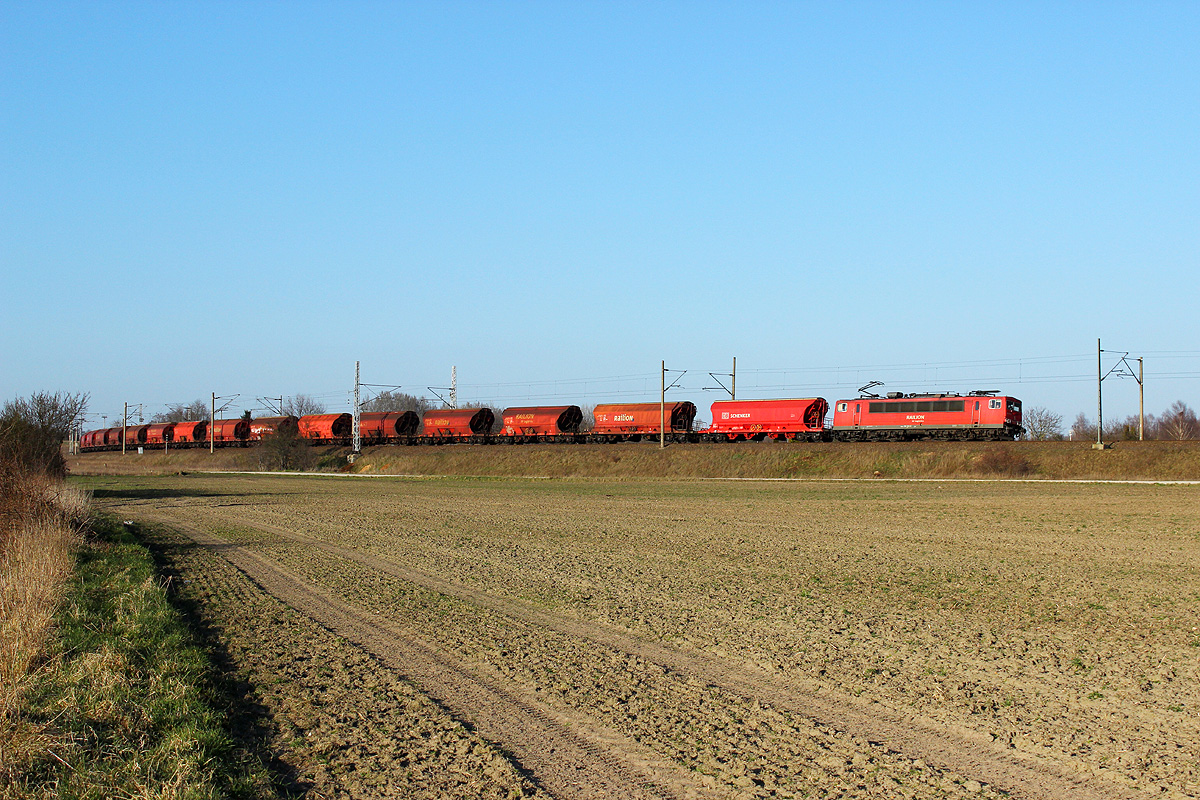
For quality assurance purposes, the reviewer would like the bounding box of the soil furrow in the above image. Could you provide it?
[136,509,715,800]
[185,506,1145,800]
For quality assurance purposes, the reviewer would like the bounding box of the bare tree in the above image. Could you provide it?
[362,391,430,415]
[1021,406,1064,440]
[284,394,326,417]
[577,403,596,432]
[1069,412,1095,441]
[1155,400,1198,440]
[0,391,89,476]
[152,399,209,423]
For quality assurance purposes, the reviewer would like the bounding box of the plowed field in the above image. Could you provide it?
[88,475,1200,799]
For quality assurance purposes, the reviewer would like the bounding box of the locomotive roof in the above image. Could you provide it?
[863,390,1005,400]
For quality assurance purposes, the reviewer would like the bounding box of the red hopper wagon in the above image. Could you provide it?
[123,425,149,447]
[591,402,697,441]
[172,421,206,446]
[298,413,353,442]
[359,411,421,443]
[248,416,299,441]
[422,408,495,441]
[209,419,250,445]
[707,398,828,441]
[144,423,176,447]
[501,406,584,441]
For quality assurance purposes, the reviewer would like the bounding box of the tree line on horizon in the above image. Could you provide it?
[1022,401,1199,441]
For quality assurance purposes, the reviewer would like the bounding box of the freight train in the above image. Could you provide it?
[80,390,1024,451]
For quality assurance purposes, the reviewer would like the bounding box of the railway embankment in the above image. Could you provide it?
[68,439,1200,481]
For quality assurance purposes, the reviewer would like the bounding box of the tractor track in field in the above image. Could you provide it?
[143,503,1144,800]
[132,509,712,800]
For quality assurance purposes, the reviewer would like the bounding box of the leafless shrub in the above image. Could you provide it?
[257,426,316,471]
[0,392,89,477]
[1021,406,1064,440]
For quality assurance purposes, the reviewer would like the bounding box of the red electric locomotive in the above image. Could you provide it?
[830,391,1023,441]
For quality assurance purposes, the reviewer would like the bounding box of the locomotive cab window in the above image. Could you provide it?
[868,400,964,414]
[837,402,848,412]
[990,399,1002,409]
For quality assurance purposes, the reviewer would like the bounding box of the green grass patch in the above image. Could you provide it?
[4,514,276,800]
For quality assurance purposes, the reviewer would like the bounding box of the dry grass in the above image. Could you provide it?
[0,466,87,782]
[68,439,1200,481]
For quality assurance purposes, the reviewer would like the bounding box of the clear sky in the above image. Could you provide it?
[3,2,1197,428]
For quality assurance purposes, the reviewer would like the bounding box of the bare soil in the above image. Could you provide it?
[88,474,1200,799]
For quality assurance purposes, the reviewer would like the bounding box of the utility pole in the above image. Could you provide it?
[1138,357,1144,441]
[731,356,736,401]
[352,360,361,455]
[660,360,666,449]
[211,392,216,454]
[450,366,458,409]
[122,402,127,455]
[1096,338,1103,449]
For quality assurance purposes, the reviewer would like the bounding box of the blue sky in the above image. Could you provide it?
[3,2,1197,427]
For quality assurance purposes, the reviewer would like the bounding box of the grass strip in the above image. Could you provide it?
[2,513,276,800]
